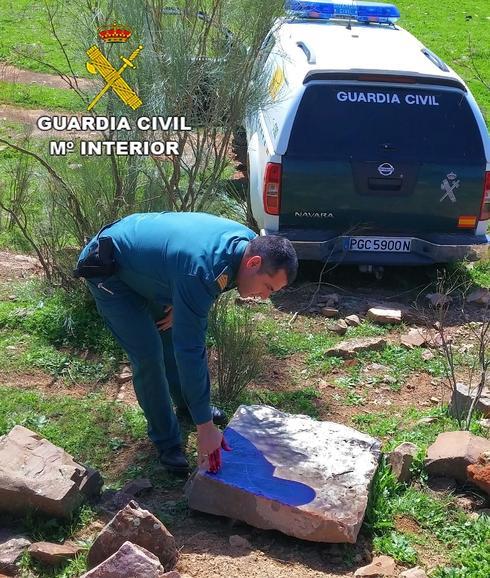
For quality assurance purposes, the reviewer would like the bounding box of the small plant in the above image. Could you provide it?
[373,531,418,564]
[208,293,265,407]
[418,267,490,430]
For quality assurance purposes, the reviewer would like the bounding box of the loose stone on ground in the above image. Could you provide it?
[353,555,396,576]
[185,404,381,543]
[399,568,428,578]
[425,431,490,482]
[0,425,102,518]
[400,328,427,349]
[367,308,402,324]
[450,383,490,419]
[0,532,31,576]
[81,541,169,578]
[325,337,387,359]
[388,442,418,483]
[329,319,349,335]
[28,542,82,566]
[87,501,177,570]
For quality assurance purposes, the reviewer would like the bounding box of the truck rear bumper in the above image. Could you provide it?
[263,229,490,265]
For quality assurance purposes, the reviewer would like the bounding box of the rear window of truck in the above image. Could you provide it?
[286,84,485,162]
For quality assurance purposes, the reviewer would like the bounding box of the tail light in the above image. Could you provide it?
[263,162,282,215]
[480,171,490,221]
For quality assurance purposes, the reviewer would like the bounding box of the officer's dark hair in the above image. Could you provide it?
[247,235,298,284]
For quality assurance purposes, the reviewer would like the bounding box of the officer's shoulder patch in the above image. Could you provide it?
[216,272,228,292]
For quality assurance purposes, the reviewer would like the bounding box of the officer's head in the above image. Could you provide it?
[236,235,298,299]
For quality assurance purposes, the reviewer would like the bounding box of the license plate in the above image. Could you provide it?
[347,237,412,253]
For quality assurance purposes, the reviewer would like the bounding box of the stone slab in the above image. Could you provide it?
[0,425,103,518]
[325,337,387,359]
[0,532,31,576]
[28,542,82,565]
[81,541,164,578]
[425,431,490,482]
[87,501,176,570]
[450,383,490,419]
[185,405,381,543]
[367,308,402,325]
[388,442,418,483]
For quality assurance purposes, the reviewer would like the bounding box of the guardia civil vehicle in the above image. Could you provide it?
[245,0,490,269]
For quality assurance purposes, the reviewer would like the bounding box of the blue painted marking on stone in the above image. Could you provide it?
[205,427,316,507]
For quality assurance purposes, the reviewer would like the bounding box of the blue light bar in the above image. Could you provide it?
[285,1,401,24]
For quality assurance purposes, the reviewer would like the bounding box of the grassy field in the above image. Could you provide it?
[0,0,85,76]
[0,80,83,111]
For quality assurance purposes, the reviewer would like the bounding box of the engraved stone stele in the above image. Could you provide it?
[185,405,381,543]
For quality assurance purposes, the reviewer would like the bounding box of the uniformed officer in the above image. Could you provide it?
[75,212,298,475]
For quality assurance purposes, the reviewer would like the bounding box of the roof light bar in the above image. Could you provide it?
[285,1,401,24]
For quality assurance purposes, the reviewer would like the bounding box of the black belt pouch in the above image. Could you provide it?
[73,236,118,279]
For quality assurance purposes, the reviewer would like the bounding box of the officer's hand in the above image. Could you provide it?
[196,421,232,473]
[156,306,173,331]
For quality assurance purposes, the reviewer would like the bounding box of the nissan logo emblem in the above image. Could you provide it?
[378,163,395,176]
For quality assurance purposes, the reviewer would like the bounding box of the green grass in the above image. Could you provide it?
[0,386,139,474]
[242,385,322,418]
[397,0,490,122]
[0,0,87,76]
[468,259,490,288]
[0,80,84,111]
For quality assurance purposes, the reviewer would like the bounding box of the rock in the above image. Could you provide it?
[120,478,153,497]
[87,501,177,570]
[425,330,451,349]
[345,314,361,327]
[367,308,402,325]
[321,307,339,318]
[450,383,490,419]
[426,293,452,307]
[421,350,435,361]
[425,431,490,482]
[479,418,490,429]
[326,337,387,359]
[185,405,381,543]
[466,288,490,306]
[354,554,396,576]
[430,397,440,404]
[0,533,31,575]
[416,416,438,426]
[117,366,133,384]
[322,293,340,307]
[400,328,427,349]
[81,541,165,578]
[28,542,82,565]
[329,319,349,335]
[0,426,103,518]
[399,568,428,578]
[467,454,490,495]
[388,442,418,483]
[229,535,252,549]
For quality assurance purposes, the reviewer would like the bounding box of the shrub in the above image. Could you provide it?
[208,293,265,407]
